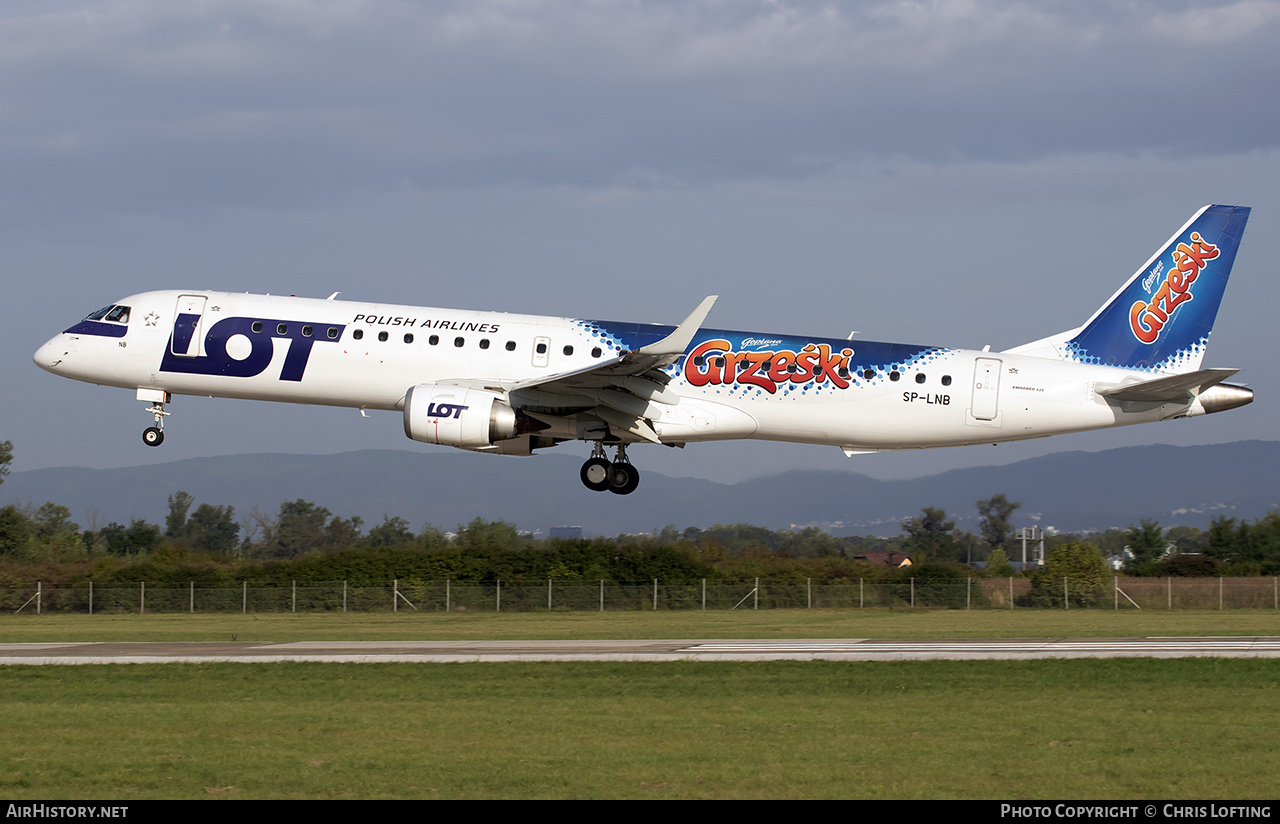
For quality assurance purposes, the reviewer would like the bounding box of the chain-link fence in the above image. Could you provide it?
[5,576,1279,613]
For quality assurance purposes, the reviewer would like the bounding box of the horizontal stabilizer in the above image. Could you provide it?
[1096,367,1239,403]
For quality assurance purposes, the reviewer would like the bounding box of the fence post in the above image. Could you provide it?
[754,578,759,610]
[967,577,971,610]
[292,581,297,613]
[242,581,247,614]
[497,580,501,613]
[910,578,915,608]
[702,579,706,611]
[859,577,863,610]
[394,579,398,613]
[140,581,145,614]
[1009,576,1013,609]
[652,578,657,611]
[600,580,604,612]
[1168,577,1172,610]
[807,577,812,609]
[1219,576,1223,610]
[343,580,348,613]
[38,582,42,615]
[190,581,194,614]
[89,581,93,615]
[1063,577,1068,610]
[548,579,552,611]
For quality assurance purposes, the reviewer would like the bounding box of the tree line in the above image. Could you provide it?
[3,439,1279,586]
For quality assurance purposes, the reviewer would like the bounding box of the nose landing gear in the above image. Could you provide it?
[142,399,170,447]
[580,443,641,495]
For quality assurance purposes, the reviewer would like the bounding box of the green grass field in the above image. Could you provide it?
[2,610,1278,800]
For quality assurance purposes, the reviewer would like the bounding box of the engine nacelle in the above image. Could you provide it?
[403,384,518,448]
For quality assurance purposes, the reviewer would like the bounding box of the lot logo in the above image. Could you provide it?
[684,338,854,394]
[1129,231,1219,345]
[160,316,345,381]
[426,403,468,419]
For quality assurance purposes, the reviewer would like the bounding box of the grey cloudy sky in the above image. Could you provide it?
[4,0,1279,488]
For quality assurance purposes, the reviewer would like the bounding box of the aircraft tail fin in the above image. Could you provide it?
[1007,205,1250,373]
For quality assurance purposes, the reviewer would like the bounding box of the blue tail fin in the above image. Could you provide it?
[1061,204,1250,373]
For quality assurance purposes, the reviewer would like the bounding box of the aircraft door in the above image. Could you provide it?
[170,294,208,358]
[971,357,1002,421]
[532,336,550,368]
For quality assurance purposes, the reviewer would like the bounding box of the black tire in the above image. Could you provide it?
[608,462,640,495]
[580,457,612,492]
[143,427,164,447]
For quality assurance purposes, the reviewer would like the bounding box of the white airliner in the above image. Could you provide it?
[34,205,1253,495]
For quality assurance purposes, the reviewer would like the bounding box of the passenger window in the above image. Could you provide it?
[506,341,516,351]
[889,371,900,381]
[353,329,364,340]
[564,345,574,356]
[378,331,388,342]
[429,335,439,345]
[536,342,548,355]
[252,321,264,333]
[941,375,952,386]
[302,325,313,337]
[592,347,602,358]
[915,373,926,384]
[327,327,339,339]
[480,339,490,350]
[277,323,288,335]
[404,333,414,344]
[863,369,875,380]
[454,337,465,347]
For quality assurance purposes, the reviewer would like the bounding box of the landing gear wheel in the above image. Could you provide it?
[580,457,613,492]
[143,427,165,447]
[608,462,640,495]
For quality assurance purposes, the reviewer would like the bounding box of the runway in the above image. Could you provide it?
[3,636,1280,664]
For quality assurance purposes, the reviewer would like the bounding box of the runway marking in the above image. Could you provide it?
[2,637,1279,664]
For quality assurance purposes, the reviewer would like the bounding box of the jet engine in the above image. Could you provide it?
[403,384,518,448]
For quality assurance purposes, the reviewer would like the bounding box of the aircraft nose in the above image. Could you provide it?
[33,336,67,373]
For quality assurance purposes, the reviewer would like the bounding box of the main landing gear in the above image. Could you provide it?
[580,443,641,495]
[142,401,169,447]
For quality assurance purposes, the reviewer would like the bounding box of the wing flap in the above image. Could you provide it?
[507,296,717,438]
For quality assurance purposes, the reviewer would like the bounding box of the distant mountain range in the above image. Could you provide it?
[4,441,1279,538]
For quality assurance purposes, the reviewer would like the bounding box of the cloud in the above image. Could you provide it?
[1,0,1277,219]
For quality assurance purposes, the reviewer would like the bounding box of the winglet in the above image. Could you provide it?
[637,296,718,357]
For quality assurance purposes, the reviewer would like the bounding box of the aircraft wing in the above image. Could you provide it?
[440,296,718,443]
[1096,367,1240,403]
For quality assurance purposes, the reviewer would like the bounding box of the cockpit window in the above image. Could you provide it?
[85,305,131,324]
